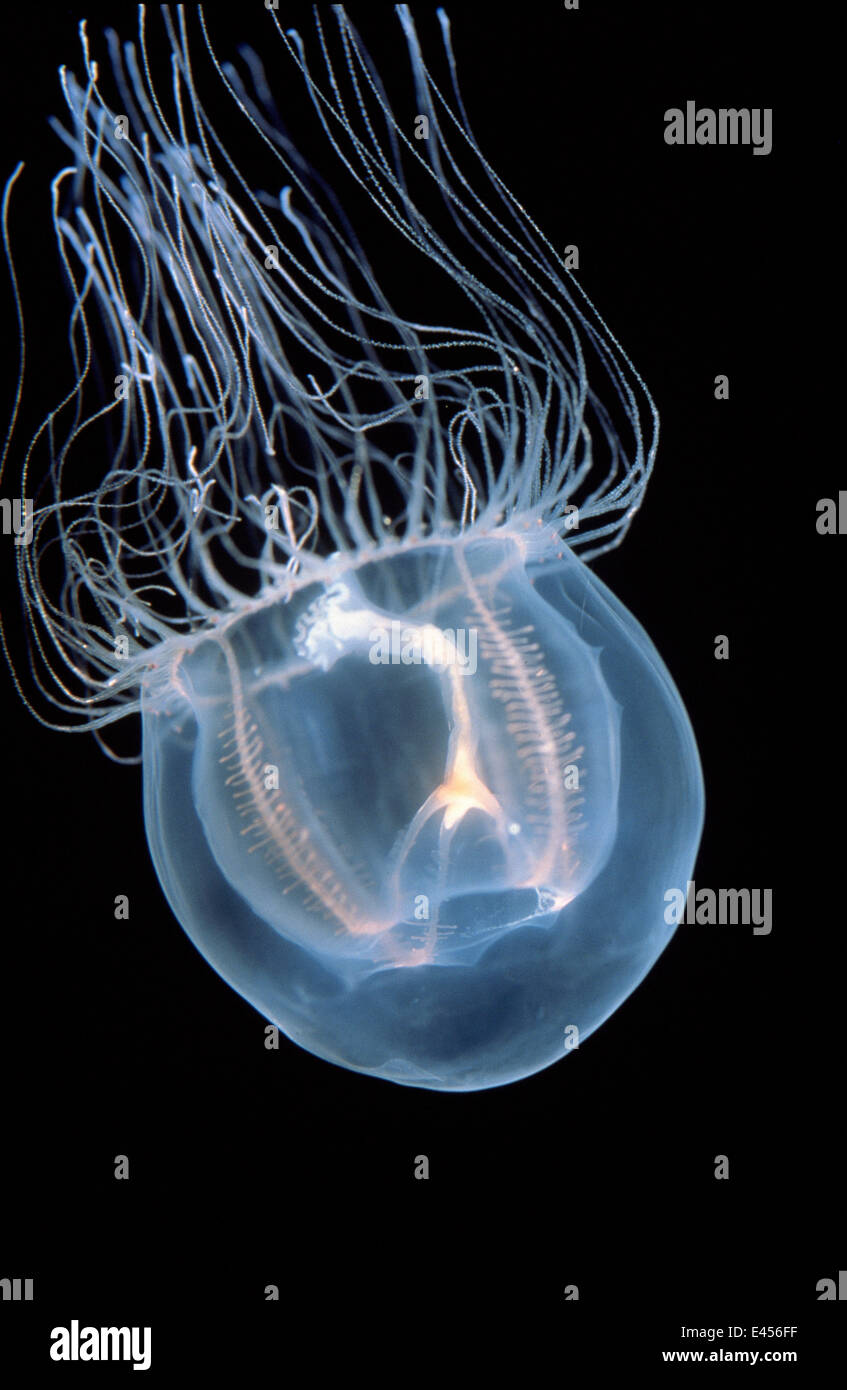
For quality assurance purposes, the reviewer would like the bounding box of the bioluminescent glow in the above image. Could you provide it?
[2,5,704,1089]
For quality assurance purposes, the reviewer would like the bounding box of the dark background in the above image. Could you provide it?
[0,0,842,1374]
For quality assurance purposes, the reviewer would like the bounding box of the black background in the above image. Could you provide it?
[0,0,843,1375]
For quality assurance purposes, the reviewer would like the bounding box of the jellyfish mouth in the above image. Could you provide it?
[437,885,573,934]
[375,884,574,972]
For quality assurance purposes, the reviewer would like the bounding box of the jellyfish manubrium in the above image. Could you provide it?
[3,5,704,1089]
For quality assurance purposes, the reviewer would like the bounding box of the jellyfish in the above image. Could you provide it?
[1,5,704,1090]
